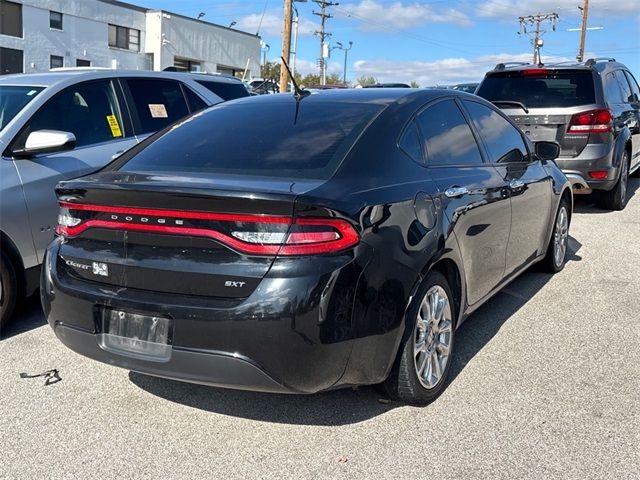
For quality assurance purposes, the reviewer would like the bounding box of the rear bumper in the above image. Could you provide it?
[53,323,291,393]
[42,238,402,394]
[556,143,618,192]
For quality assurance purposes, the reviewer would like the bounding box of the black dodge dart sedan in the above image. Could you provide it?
[42,89,572,405]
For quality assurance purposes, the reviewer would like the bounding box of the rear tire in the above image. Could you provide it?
[599,151,629,211]
[541,198,571,273]
[381,271,455,405]
[0,252,18,330]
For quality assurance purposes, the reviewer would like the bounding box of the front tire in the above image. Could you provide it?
[541,197,571,273]
[599,151,629,211]
[1,252,18,329]
[382,271,455,405]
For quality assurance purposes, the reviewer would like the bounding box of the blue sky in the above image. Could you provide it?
[143,0,639,86]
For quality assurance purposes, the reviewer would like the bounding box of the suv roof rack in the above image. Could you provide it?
[584,57,616,67]
[494,62,531,71]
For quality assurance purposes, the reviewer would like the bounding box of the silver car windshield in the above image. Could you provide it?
[0,86,45,132]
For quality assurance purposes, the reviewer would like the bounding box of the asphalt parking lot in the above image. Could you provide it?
[2,179,639,480]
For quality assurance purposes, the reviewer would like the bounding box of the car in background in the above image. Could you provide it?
[476,58,640,210]
[450,83,478,94]
[247,78,279,94]
[362,83,411,88]
[43,89,571,405]
[0,69,248,326]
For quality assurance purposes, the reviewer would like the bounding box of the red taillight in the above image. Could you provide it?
[56,202,359,256]
[567,109,612,134]
[522,68,548,76]
[588,170,608,180]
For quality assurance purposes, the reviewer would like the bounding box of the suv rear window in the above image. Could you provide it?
[477,70,595,108]
[117,101,383,180]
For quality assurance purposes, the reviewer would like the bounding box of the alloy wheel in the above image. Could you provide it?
[413,285,453,389]
[554,206,569,267]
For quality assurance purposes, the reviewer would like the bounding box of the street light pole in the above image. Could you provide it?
[342,41,352,85]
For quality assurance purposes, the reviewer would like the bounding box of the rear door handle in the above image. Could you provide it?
[509,180,525,189]
[444,186,469,198]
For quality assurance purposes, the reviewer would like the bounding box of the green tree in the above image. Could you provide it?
[326,73,344,85]
[260,61,280,80]
[410,81,420,88]
[300,73,321,87]
[356,75,377,86]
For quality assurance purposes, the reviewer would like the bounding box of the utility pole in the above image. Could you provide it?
[577,0,590,62]
[313,0,338,85]
[518,12,559,64]
[279,0,293,92]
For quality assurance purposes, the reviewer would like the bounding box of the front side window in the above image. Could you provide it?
[0,0,22,38]
[108,24,140,52]
[415,99,483,167]
[13,80,126,150]
[0,86,44,132]
[125,79,189,134]
[463,100,529,164]
[49,11,63,30]
[50,55,63,69]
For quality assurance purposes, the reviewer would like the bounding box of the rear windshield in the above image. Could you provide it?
[195,80,250,101]
[476,70,595,108]
[118,101,383,180]
[0,86,44,132]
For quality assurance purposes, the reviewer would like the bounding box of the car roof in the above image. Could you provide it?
[486,58,627,75]
[0,69,244,87]
[225,87,472,108]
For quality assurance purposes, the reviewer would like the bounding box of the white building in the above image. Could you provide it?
[0,0,262,78]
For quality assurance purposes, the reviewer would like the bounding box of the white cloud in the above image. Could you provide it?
[287,58,342,77]
[336,0,472,31]
[236,12,318,37]
[351,53,573,86]
[478,0,640,20]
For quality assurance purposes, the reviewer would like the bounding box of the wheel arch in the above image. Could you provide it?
[0,230,26,298]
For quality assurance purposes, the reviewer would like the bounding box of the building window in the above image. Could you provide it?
[174,58,201,72]
[0,47,23,74]
[50,11,63,30]
[108,24,140,52]
[0,0,23,38]
[50,55,64,69]
[76,59,91,67]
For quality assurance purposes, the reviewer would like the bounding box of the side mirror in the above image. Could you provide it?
[534,141,560,161]
[13,130,76,158]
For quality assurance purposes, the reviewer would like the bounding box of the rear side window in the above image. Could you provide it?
[477,71,595,108]
[604,72,624,104]
[196,80,250,101]
[183,87,208,113]
[415,99,483,167]
[399,122,423,164]
[463,100,529,164]
[13,80,126,149]
[614,71,632,103]
[125,79,189,134]
[117,101,383,180]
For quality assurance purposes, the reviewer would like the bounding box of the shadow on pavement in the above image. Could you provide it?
[0,295,46,340]
[573,177,639,215]
[131,239,583,425]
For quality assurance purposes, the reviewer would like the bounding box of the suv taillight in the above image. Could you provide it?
[567,109,612,134]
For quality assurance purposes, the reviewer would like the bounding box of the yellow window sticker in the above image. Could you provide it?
[106,115,123,137]
[148,104,168,118]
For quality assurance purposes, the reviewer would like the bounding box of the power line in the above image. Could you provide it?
[518,12,559,64]
[313,0,338,85]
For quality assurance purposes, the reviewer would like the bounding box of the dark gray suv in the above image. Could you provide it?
[476,58,640,210]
